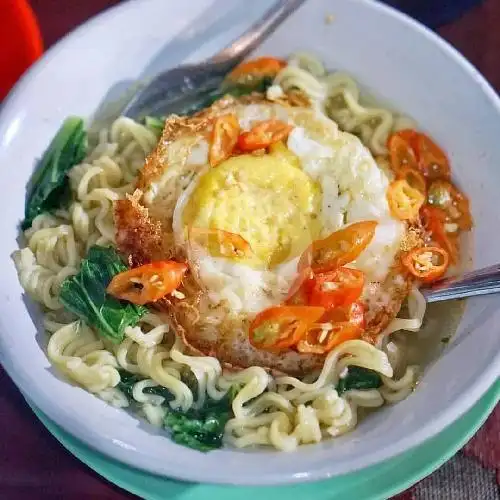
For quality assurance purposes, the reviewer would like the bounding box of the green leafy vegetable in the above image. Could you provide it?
[223,75,275,97]
[117,370,174,403]
[163,387,237,452]
[117,368,238,452]
[336,366,383,395]
[164,411,228,452]
[23,117,87,229]
[118,368,199,403]
[144,116,165,136]
[116,370,141,400]
[59,246,147,342]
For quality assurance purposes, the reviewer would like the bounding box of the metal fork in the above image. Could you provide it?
[122,0,307,120]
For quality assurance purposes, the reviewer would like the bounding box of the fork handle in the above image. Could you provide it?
[210,0,307,65]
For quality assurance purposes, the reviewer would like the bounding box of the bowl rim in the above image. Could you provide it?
[0,0,499,486]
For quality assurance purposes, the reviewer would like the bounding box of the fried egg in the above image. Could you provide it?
[115,93,410,375]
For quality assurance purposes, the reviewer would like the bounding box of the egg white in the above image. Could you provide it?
[166,102,404,315]
[286,124,405,281]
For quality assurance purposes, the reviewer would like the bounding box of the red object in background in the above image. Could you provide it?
[0,0,43,100]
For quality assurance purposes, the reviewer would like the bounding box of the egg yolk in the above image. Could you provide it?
[183,150,320,267]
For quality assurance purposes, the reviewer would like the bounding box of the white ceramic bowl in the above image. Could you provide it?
[0,0,499,486]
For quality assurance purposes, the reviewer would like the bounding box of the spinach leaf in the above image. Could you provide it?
[117,370,174,403]
[163,388,236,452]
[23,117,87,229]
[143,384,176,400]
[116,370,142,400]
[59,246,147,343]
[118,367,236,452]
[336,366,383,395]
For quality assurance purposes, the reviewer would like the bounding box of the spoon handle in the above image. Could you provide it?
[211,0,307,65]
[422,264,500,303]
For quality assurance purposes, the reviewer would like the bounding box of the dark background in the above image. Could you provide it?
[386,0,485,27]
[1,1,498,498]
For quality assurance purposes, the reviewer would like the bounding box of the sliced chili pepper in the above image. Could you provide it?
[421,204,447,224]
[420,205,459,263]
[209,114,240,167]
[427,180,472,230]
[107,261,188,305]
[296,302,365,354]
[249,306,325,352]
[189,227,254,259]
[415,132,451,181]
[285,267,315,306]
[402,246,449,282]
[387,129,419,151]
[228,57,287,84]
[300,221,377,274]
[323,301,365,328]
[388,131,419,174]
[397,166,427,195]
[308,268,365,309]
[237,119,293,152]
[387,179,425,221]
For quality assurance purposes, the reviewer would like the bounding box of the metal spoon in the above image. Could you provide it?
[122,0,306,120]
[423,264,500,303]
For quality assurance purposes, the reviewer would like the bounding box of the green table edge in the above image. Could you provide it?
[27,381,499,500]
